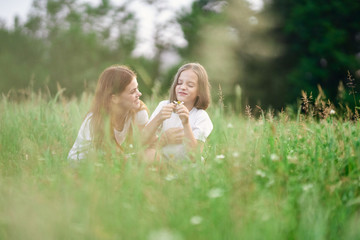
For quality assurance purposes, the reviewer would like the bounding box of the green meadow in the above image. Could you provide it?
[1,92,360,240]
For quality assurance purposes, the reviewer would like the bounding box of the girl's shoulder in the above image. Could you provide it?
[191,108,211,119]
[158,100,170,106]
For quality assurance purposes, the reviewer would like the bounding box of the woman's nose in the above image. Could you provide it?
[137,90,142,97]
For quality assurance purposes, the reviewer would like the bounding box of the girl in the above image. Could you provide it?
[68,65,148,161]
[144,63,213,160]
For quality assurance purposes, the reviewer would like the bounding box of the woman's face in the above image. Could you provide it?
[113,77,142,111]
[175,69,199,107]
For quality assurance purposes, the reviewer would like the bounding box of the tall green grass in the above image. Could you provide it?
[0,92,360,240]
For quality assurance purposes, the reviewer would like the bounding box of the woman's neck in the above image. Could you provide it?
[112,108,130,131]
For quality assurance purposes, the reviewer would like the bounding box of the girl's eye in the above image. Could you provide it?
[177,81,182,85]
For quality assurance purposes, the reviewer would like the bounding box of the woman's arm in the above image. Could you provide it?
[142,103,175,145]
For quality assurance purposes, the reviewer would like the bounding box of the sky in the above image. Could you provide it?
[0,0,263,59]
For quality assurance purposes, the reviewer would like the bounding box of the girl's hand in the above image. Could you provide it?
[158,103,175,122]
[175,104,189,125]
[161,128,184,146]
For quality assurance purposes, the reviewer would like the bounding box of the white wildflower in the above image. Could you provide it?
[330,109,336,115]
[165,174,177,181]
[227,123,234,128]
[148,229,183,240]
[255,169,266,178]
[287,155,298,164]
[215,154,225,164]
[232,152,239,158]
[208,188,224,199]
[270,153,280,161]
[190,216,203,225]
[302,183,313,192]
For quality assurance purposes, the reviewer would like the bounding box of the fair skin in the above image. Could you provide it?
[144,69,203,153]
[111,77,142,131]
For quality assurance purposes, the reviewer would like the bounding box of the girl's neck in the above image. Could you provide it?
[184,101,195,111]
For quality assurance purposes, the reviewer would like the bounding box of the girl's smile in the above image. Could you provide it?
[175,69,198,110]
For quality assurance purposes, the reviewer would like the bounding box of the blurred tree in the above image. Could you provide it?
[260,0,360,107]
[175,0,360,110]
[0,0,139,97]
[0,25,46,93]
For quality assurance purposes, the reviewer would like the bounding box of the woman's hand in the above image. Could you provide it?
[160,128,184,146]
[175,104,189,125]
[157,103,175,122]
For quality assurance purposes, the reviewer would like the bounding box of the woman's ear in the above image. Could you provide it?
[111,94,119,104]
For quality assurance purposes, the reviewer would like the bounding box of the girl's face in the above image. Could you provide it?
[113,77,142,111]
[175,69,199,108]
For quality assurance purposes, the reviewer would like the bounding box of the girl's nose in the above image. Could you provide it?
[137,90,142,97]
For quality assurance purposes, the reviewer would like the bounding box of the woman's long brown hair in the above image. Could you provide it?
[88,65,147,149]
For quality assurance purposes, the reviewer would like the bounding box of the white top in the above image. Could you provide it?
[149,100,213,160]
[68,110,148,161]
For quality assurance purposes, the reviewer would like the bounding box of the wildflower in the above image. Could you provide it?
[232,152,239,158]
[255,169,266,178]
[165,174,177,181]
[173,100,184,105]
[148,229,183,240]
[302,183,313,192]
[287,155,298,164]
[208,188,224,198]
[270,153,279,161]
[215,154,225,164]
[227,123,234,128]
[330,109,336,115]
[190,216,203,225]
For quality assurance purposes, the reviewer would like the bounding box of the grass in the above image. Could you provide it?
[0,91,360,240]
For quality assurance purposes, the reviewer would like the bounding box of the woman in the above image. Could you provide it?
[144,63,213,160]
[68,65,148,161]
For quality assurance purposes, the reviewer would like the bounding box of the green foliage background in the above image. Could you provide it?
[0,0,360,109]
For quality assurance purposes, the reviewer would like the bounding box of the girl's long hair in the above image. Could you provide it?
[88,65,147,149]
[169,63,211,110]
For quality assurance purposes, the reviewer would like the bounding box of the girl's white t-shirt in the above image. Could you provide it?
[68,110,148,161]
[148,100,213,160]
